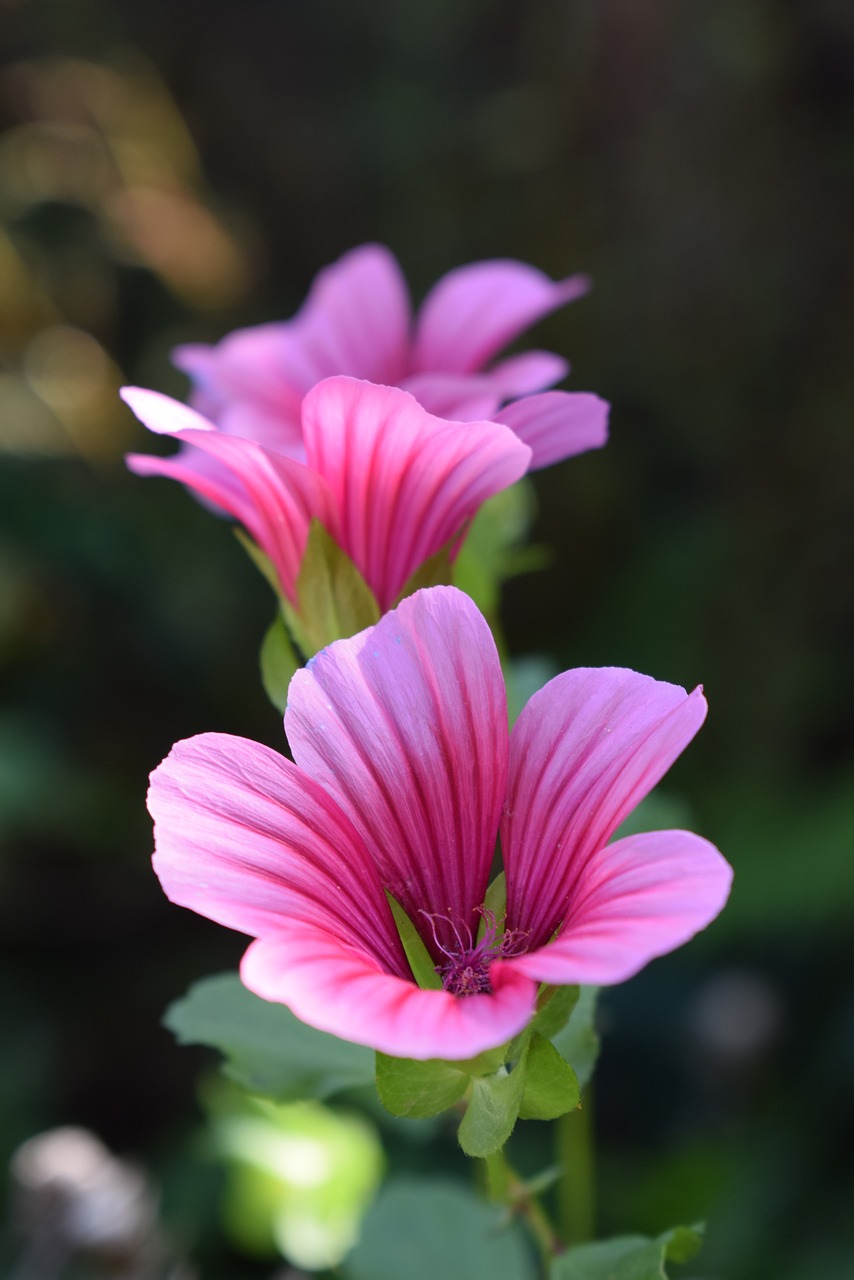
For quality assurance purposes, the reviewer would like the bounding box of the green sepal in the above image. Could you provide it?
[394,537,455,603]
[477,871,507,943]
[533,983,580,1040]
[259,613,300,713]
[375,1053,469,1118]
[238,521,380,655]
[550,1224,704,1279]
[284,519,380,654]
[518,1032,580,1120]
[457,1055,528,1158]
[385,891,442,990]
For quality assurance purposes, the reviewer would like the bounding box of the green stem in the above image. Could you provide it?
[556,1089,595,1245]
[483,1149,562,1272]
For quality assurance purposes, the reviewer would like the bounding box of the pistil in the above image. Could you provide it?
[420,908,529,996]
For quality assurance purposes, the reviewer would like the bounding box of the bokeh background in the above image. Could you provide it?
[1,1,852,1276]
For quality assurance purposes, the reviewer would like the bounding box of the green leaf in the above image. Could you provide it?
[518,1033,580,1120]
[344,1177,534,1280]
[533,984,580,1040]
[457,1055,528,1157]
[283,519,380,654]
[385,892,442,990]
[375,1053,468,1119]
[164,973,374,1101]
[550,1225,704,1280]
[552,986,601,1088]
[259,613,300,713]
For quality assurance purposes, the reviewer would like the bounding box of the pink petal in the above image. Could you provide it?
[126,447,259,529]
[285,587,508,955]
[242,924,538,1060]
[506,830,732,986]
[171,340,218,384]
[148,733,406,976]
[400,372,503,423]
[411,260,590,375]
[174,327,305,439]
[486,351,570,397]
[216,403,306,460]
[285,243,411,387]
[122,387,216,436]
[123,387,332,604]
[171,245,411,447]
[301,377,531,609]
[495,391,610,470]
[503,669,709,948]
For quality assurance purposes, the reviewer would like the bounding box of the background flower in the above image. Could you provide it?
[174,243,608,473]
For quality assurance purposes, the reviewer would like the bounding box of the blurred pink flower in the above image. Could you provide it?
[172,244,609,472]
[148,587,732,1061]
[124,377,530,612]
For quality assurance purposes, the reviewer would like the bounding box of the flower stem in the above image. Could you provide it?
[556,1091,595,1244]
[483,1149,562,1271]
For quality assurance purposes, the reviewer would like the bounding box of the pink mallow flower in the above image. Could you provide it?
[148,586,732,1061]
[123,376,531,614]
[171,243,608,472]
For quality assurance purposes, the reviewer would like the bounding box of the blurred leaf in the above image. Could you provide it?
[518,1033,580,1121]
[375,1053,468,1119]
[552,987,600,1088]
[453,480,545,614]
[207,1089,383,1269]
[505,653,560,725]
[344,1177,534,1280]
[550,1225,704,1279]
[614,790,694,841]
[164,973,374,1100]
[259,613,300,713]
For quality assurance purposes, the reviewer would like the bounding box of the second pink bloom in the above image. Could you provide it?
[125,376,532,614]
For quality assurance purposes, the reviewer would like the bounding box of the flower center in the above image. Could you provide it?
[419,908,529,997]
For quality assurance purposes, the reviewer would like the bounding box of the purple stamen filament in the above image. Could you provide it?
[419,907,529,996]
